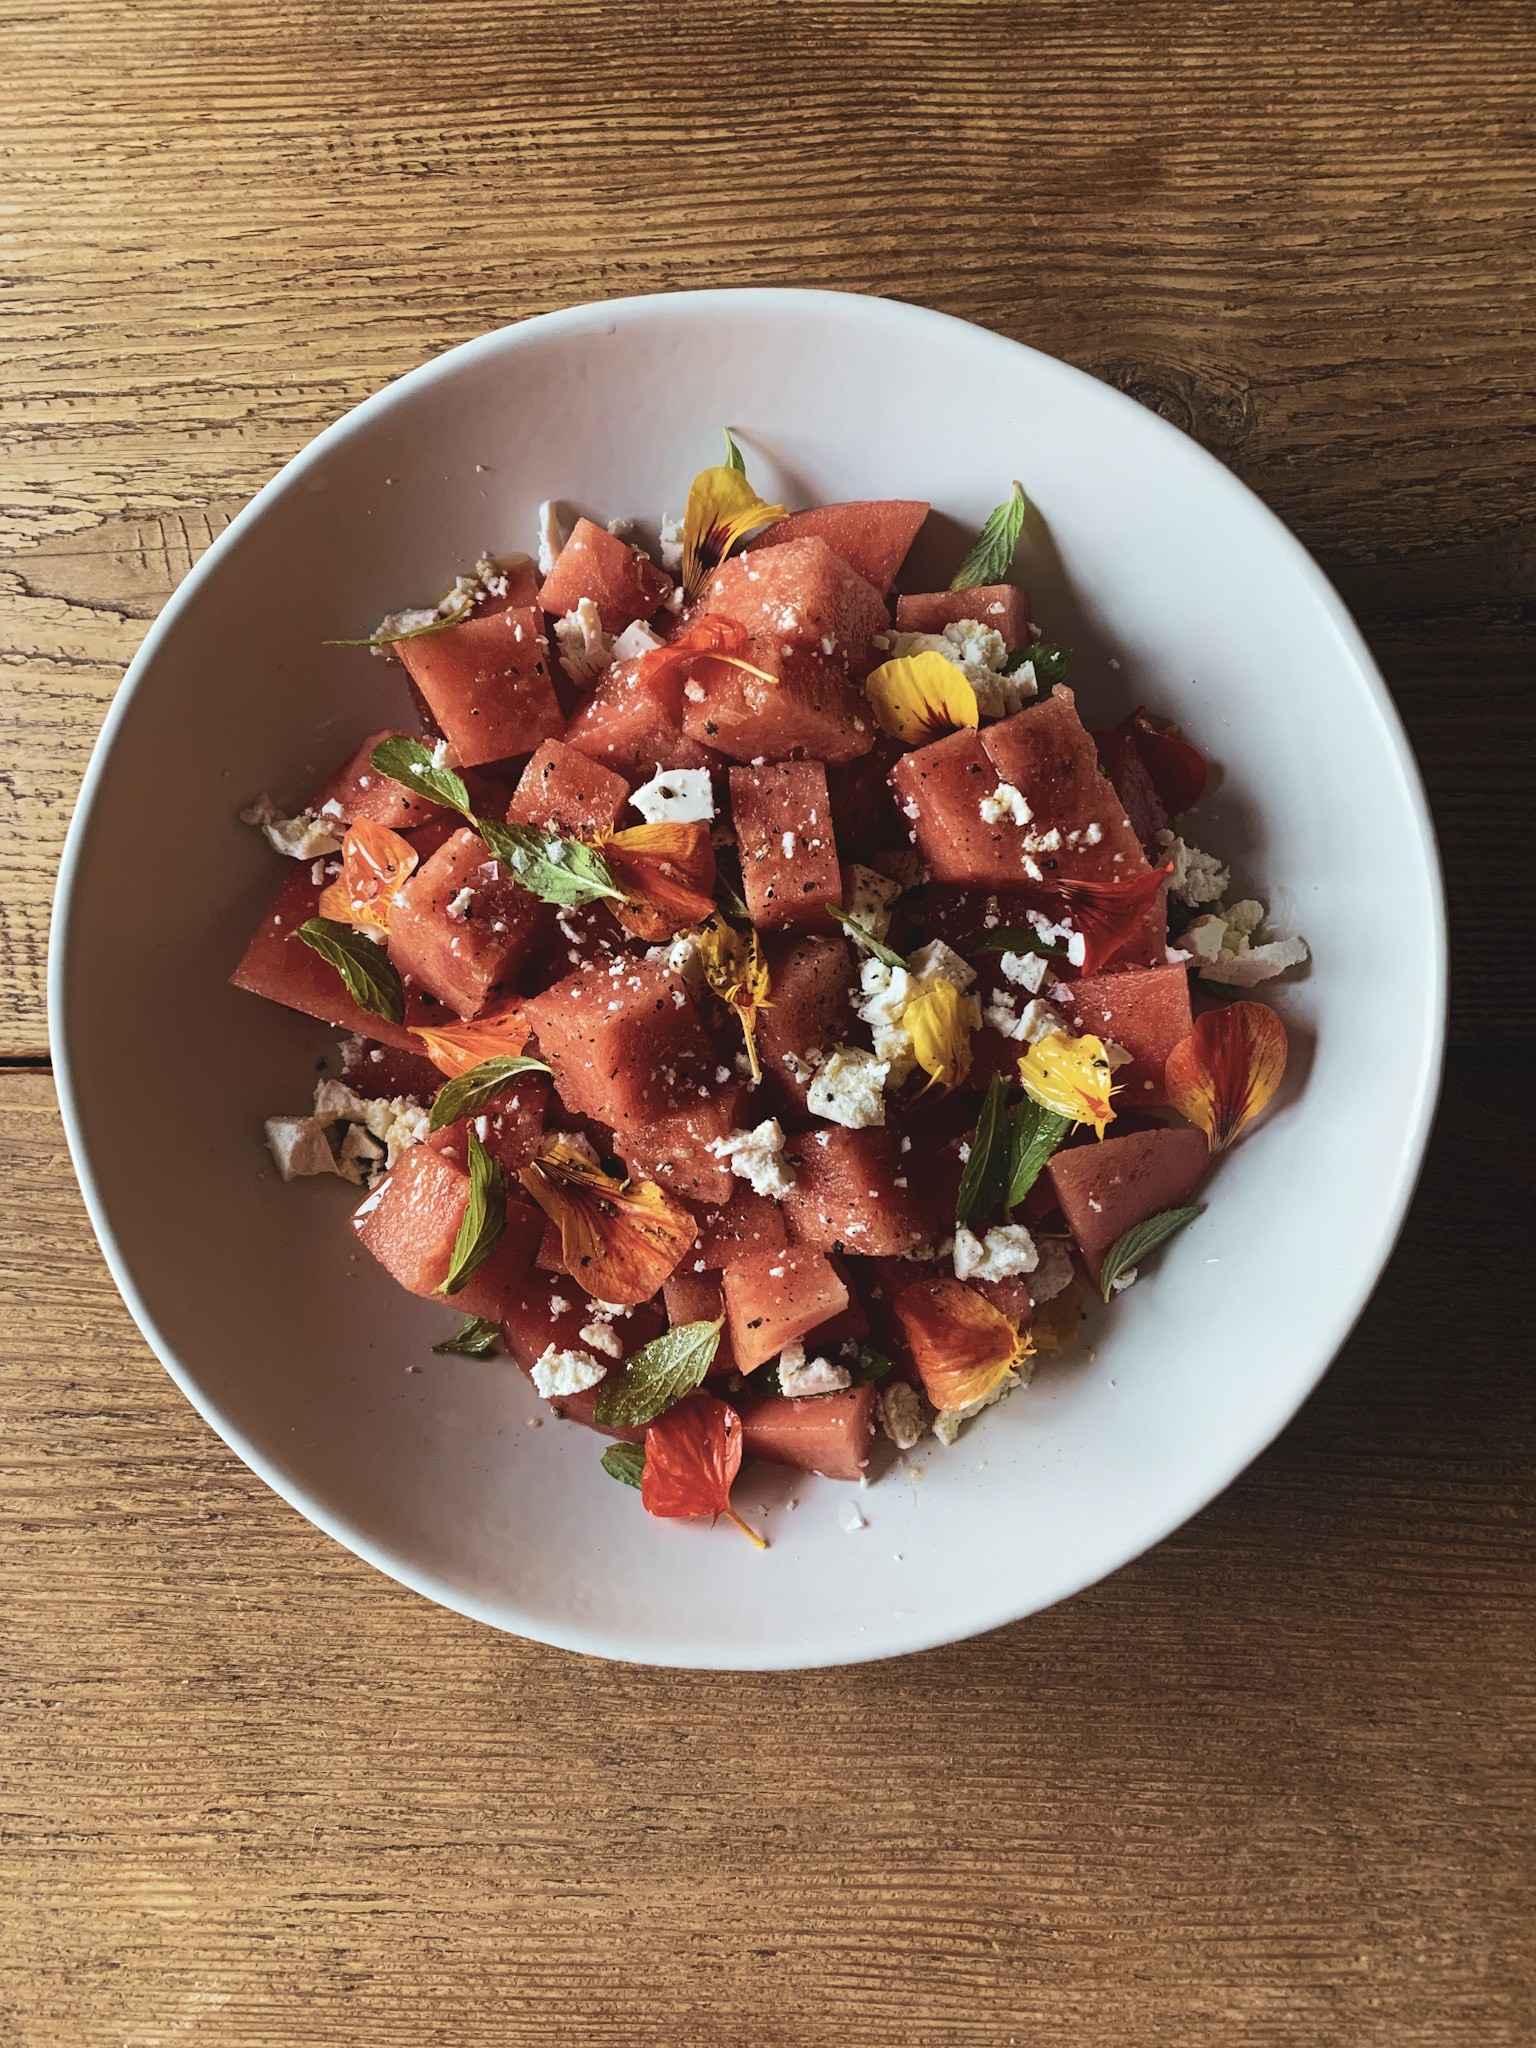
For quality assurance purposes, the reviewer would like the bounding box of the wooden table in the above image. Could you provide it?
[3,5,1532,2042]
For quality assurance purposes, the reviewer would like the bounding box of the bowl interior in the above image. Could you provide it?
[52,291,1444,1667]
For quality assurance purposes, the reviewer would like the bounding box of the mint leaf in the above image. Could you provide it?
[753,1362,785,1399]
[1003,640,1071,688]
[439,1131,506,1296]
[325,599,475,650]
[477,819,625,910]
[956,1074,1012,1227]
[723,429,747,474]
[593,1318,722,1427]
[1098,1204,1202,1301]
[295,917,404,1024]
[369,736,476,821]
[951,482,1027,590]
[843,1342,895,1384]
[433,1316,502,1357]
[1007,1098,1072,1211]
[828,906,906,971]
[601,1442,646,1489]
[428,1055,550,1133]
[972,926,1068,959]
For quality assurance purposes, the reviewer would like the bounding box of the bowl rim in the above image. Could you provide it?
[48,287,1448,1667]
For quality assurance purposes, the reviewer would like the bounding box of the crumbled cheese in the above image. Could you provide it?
[953,1222,1039,1283]
[445,887,474,921]
[642,930,705,996]
[1184,899,1310,986]
[658,514,683,572]
[879,1380,929,1450]
[536,500,565,576]
[239,795,343,861]
[264,1115,339,1181]
[1109,1267,1138,1294]
[1156,829,1231,907]
[999,948,1050,994]
[930,1367,1027,1446]
[708,1118,795,1199]
[553,597,613,685]
[313,1079,428,1170]
[842,864,903,941]
[1028,1237,1076,1305]
[776,1340,852,1398]
[781,830,797,858]
[979,781,1032,827]
[806,1047,889,1129]
[578,1321,624,1358]
[629,765,716,825]
[906,939,976,993]
[840,1503,868,1534]
[880,619,1034,718]
[531,1346,606,1398]
[336,1123,386,1185]
[984,989,1065,1045]
[612,618,665,663]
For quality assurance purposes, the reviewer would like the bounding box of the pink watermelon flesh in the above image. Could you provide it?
[1046,1125,1209,1282]
[738,1384,878,1481]
[662,1269,738,1375]
[505,738,631,838]
[1093,720,1171,855]
[522,958,719,1129]
[396,604,564,767]
[1054,964,1193,1106]
[337,1035,445,1102]
[231,865,431,1051]
[780,1125,932,1257]
[895,584,1032,646]
[722,1246,850,1373]
[538,518,671,634]
[424,1075,552,1176]
[888,726,1032,887]
[744,501,929,596]
[501,1277,668,1441]
[755,931,858,1116]
[352,1146,542,1319]
[562,653,723,782]
[730,761,842,930]
[686,1185,790,1267]
[387,826,554,1018]
[979,688,1149,885]
[310,728,450,832]
[610,1088,745,1206]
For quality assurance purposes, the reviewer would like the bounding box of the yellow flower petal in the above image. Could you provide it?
[864,651,980,745]
[903,977,978,1093]
[1017,1029,1118,1136]
[1028,1278,1084,1353]
[597,821,717,927]
[682,462,787,602]
[894,1276,1030,1412]
[695,915,772,1081]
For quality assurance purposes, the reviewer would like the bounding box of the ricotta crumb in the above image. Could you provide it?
[630,766,715,825]
[806,1047,889,1129]
[531,1346,606,1398]
[708,1118,795,1199]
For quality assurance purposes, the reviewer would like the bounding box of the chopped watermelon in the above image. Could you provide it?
[231,865,430,1051]
[781,1125,932,1257]
[661,1269,738,1375]
[1094,718,1171,855]
[744,501,929,596]
[337,1035,444,1102]
[538,518,671,633]
[352,1145,543,1319]
[887,727,1026,887]
[738,1384,878,1481]
[310,729,448,832]
[687,1184,790,1266]
[979,689,1149,885]
[722,1246,850,1373]
[563,652,723,782]
[505,738,631,838]
[396,604,564,767]
[424,1073,551,1175]
[895,584,1032,646]
[522,958,718,1130]
[1046,1125,1209,1282]
[755,931,858,1115]
[387,826,553,1018]
[611,1090,744,1206]
[1054,964,1193,1105]
[730,761,842,930]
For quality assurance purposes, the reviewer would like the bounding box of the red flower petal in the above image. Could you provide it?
[1130,707,1208,815]
[1165,1000,1288,1151]
[634,616,773,693]
[1055,862,1174,976]
[641,1393,764,1545]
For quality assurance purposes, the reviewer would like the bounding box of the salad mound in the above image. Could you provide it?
[235,443,1309,1544]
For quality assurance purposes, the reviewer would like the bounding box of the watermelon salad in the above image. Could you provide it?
[235,443,1308,1545]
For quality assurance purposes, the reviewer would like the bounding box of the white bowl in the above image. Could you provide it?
[50,290,1445,1668]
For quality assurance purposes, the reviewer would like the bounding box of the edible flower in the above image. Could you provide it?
[597,820,718,928]
[1053,861,1173,976]
[864,650,980,745]
[695,915,772,1081]
[1164,1000,1288,1151]
[894,1276,1030,1415]
[681,444,787,601]
[1017,1029,1118,1136]
[641,1392,765,1547]
[1028,1278,1084,1353]
[519,1139,697,1306]
[316,819,418,935]
[1126,706,1208,815]
[410,1000,533,1079]
[902,976,977,1092]
[634,615,778,695]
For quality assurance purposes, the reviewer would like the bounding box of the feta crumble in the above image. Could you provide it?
[536,500,565,576]
[952,1222,1039,1283]
[1156,829,1230,907]
[264,1115,339,1181]
[611,618,665,663]
[313,1080,429,1172]
[776,1340,852,1398]
[531,1346,606,1398]
[879,1380,929,1450]
[979,781,1032,827]
[842,863,903,941]
[239,795,343,861]
[658,514,684,572]
[578,1321,625,1358]
[930,1368,1024,1446]
[1184,899,1310,986]
[999,948,1050,994]
[806,1047,890,1130]
[879,619,1034,718]
[553,598,613,685]
[630,766,716,825]
[708,1118,795,1199]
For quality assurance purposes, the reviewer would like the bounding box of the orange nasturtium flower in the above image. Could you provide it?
[518,1140,697,1306]
[634,615,778,695]
[864,650,981,745]
[680,444,787,602]
[695,915,772,1082]
[1052,862,1174,977]
[1164,1000,1289,1152]
[641,1392,765,1548]
[409,1001,533,1080]
[894,1276,1031,1416]
[316,818,418,935]
[598,820,718,927]
[1017,1029,1118,1137]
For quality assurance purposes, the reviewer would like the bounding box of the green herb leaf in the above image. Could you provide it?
[601,1442,646,1489]
[956,1074,1013,1228]
[1098,1204,1202,1302]
[828,906,907,971]
[951,482,1028,590]
[1003,640,1071,688]
[438,1131,507,1296]
[1006,1098,1073,1211]
[723,429,747,473]
[432,1316,503,1357]
[753,1362,785,1399]
[325,599,475,651]
[593,1318,722,1428]
[972,926,1068,959]
[369,736,476,821]
[428,1055,551,1133]
[477,819,625,909]
[843,1342,895,1384]
[294,917,405,1024]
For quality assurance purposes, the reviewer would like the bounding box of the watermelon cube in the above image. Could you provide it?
[562,653,722,783]
[755,932,858,1114]
[744,501,929,596]
[1102,879,1171,971]
[337,1035,445,1102]
[721,1246,850,1373]
[501,1275,668,1441]
[730,762,842,930]
[611,1089,745,1206]
[310,729,450,832]
[506,738,631,838]
[895,584,1032,647]
[231,865,429,1051]
[781,1125,931,1257]
[537,518,671,634]
[888,726,1032,887]
[738,1384,878,1481]
[521,958,718,1129]
[1094,718,1171,855]
[978,689,1149,885]
[424,1072,551,1175]
[825,740,909,857]
[387,826,553,1018]
[687,1184,790,1266]
[662,1269,738,1375]
[352,1144,543,1319]
[396,604,564,767]
[1054,964,1193,1105]
[1046,1125,1209,1282]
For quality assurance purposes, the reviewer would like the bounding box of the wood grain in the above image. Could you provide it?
[2,1,1533,2041]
